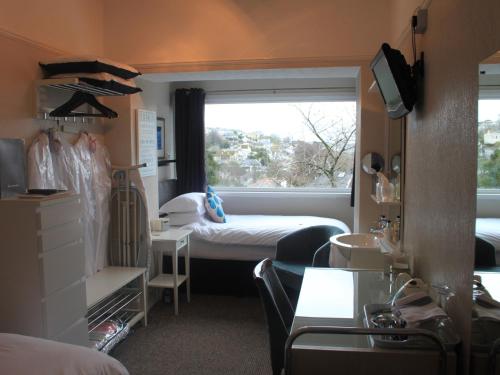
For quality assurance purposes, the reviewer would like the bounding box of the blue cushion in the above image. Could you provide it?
[205,186,226,223]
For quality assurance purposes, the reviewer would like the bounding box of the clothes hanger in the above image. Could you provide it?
[49,91,118,118]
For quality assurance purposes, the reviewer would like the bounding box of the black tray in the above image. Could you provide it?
[363,303,460,351]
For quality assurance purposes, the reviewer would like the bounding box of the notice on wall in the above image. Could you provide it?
[136,109,157,177]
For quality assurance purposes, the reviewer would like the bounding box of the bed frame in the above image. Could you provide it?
[158,180,259,296]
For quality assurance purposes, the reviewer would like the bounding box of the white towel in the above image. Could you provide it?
[392,292,447,326]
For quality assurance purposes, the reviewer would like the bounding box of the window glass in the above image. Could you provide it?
[478,99,500,189]
[205,101,356,189]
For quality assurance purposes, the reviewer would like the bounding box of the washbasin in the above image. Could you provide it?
[330,233,384,269]
[331,233,380,250]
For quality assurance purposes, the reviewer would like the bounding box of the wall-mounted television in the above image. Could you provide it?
[371,43,416,119]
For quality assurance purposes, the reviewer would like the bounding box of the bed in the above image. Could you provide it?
[0,333,128,375]
[179,214,350,261]
[476,218,500,264]
[158,182,351,294]
[171,215,350,295]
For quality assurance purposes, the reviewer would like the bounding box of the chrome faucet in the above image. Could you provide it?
[370,215,388,235]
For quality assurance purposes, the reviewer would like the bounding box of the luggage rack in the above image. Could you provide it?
[87,288,142,333]
[34,78,127,124]
[36,78,127,97]
[86,267,148,351]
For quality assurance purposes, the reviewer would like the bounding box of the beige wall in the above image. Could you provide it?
[131,79,171,220]
[0,33,56,143]
[0,0,103,55]
[0,32,104,148]
[391,0,500,368]
[104,80,170,219]
[103,0,391,66]
[355,63,388,232]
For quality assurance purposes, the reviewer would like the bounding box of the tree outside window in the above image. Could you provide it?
[478,99,500,189]
[205,101,356,189]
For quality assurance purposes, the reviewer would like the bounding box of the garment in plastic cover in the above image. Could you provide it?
[51,131,80,192]
[28,131,112,276]
[91,136,112,272]
[74,133,98,277]
[27,132,56,189]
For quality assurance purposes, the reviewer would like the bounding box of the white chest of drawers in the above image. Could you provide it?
[0,194,88,346]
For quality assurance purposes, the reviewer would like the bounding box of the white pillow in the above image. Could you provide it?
[168,212,204,226]
[160,193,206,214]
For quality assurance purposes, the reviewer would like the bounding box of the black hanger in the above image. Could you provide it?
[50,91,118,118]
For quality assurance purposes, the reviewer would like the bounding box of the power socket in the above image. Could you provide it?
[413,9,428,34]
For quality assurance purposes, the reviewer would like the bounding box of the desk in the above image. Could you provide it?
[290,268,456,375]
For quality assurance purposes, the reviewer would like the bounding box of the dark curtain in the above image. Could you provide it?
[175,88,207,195]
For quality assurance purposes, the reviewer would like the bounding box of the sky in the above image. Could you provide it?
[478,99,500,122]
[205,100,499,138]
[205,101,356,142]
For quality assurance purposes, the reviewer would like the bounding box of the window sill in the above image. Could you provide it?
[215,187,351,199]
[477,190,500,200]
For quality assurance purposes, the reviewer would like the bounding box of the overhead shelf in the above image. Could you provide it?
[370,194,401,206]
[36,77,127,97]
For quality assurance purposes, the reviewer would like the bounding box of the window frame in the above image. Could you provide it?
[204,90,357,193]
[477,90,500,193]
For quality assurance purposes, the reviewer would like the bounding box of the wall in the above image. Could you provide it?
[0,32,105,147]
[391,0,500,368]
[0,0,105,147]
[354,63,389,233]
[106,79,171,220]
[0,33,57,143]
[103,0,391,67]
[0,0,103,55]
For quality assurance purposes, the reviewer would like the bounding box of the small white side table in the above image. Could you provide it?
[149,229,192,315]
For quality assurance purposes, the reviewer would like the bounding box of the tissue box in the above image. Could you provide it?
[160,217,170,231]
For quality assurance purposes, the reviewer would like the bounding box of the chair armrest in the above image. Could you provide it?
[275,226,344,264]
[312,242,330,267]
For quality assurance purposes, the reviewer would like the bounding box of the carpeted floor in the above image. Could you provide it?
[111,295,272,375]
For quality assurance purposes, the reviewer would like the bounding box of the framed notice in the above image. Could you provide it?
[136,109,157,177]
[157,117,166,159]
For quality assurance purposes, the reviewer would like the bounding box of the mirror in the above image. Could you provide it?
[361,152,384,174]
[471,51,500,375]
[391,154,401,174]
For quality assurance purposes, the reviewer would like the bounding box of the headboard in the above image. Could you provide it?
[158,179,177,208]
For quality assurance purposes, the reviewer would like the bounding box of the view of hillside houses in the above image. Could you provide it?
[205,102,356,189]
[478,118,500,189]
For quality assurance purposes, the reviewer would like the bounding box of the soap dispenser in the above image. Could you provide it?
[376,172,395,202]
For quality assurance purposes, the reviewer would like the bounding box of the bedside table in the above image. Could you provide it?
[149,229,192,315]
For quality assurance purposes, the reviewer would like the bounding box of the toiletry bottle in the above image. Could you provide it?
[376,172,395,202]
[394,174,401,201]
[392,216,401,242]
[383,220,392,239]
[379,214,388,232]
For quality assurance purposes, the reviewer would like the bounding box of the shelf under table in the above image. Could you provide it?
[149,274,187,288]
[86,266,147,308]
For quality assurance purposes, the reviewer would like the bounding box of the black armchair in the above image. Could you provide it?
[273,225,346,303]
[475,236,497,269]
[253,258,295,375]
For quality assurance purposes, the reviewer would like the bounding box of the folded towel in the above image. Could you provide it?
[392,292,447,327]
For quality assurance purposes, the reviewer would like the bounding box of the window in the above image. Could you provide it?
[205,101,356,190]
[478,99,500,189]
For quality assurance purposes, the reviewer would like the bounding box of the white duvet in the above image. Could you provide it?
[0,333,128,375]
[182,214,351,247]
[477,218,500,251]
